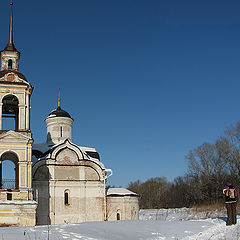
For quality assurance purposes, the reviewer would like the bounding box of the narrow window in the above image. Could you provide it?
[117,213,120,220]
[7,193,12,200]
[60,126,63,137]
[64,191,69,205]
[8,59,12,69]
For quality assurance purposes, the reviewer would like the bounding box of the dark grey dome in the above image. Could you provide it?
[47,106,72,119]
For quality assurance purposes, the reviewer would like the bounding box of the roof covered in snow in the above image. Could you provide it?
[32,140,105,169]
[107,188,138,196]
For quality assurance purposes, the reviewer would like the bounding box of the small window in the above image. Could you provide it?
[8,59,12,69]
[7,193,12,200]
[64,190,69,205]
[60,126,63,137]
[117,213,120,220]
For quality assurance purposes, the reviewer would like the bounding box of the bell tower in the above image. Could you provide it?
[0,0,37,227]
[0,0,32,132]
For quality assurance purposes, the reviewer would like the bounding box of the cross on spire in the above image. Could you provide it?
[58,88,61,108]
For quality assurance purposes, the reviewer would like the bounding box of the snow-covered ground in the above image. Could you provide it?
[0,208,240,239]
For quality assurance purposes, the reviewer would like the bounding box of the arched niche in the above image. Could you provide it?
[56,148,78,165]
[33,165,50,180]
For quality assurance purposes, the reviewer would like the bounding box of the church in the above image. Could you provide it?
[0,1,139,226]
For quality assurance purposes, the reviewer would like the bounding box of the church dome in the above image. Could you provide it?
[47,106,72,119]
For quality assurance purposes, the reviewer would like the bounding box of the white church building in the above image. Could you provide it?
[0,1,139,226]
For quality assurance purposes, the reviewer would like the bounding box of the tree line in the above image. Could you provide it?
[128,122,240,209]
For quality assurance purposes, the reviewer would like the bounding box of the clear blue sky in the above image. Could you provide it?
[1,0,240,187]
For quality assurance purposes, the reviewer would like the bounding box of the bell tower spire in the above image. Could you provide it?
[4,0,16,51]
[0,0,20,71]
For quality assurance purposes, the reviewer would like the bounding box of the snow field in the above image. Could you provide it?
[0,208,239,240]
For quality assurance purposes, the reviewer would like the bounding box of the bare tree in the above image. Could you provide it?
[218,122,240,184]
[128,177,169,209]
[187,142,228,204]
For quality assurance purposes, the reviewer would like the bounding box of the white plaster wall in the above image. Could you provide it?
[49,181,105,224]
[107,196,139,221]
[33,171,105,225]
[45,117,73,145]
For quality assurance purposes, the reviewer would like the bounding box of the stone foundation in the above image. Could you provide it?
[0,201,37,226]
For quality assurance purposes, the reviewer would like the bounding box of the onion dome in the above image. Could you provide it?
[47,106,72,119]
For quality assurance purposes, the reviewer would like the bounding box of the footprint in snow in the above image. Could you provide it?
[73,234,84,239]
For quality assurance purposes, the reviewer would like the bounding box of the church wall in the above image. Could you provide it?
[46,117,73,144]
[48,181,105,224]
[0,202,37,227]
[0,189,33,201]
[107,196,139,221]
[33,161,105,225]
[33,181,50,225]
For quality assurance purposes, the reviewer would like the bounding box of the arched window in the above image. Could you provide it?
[2,95,19,130]
[8,59,12,69]
[64,189,70,205]
[117,213,120,220]
[0,151,19,190]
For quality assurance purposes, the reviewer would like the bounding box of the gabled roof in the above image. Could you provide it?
[0,130,32,144]
[32,139,104,169]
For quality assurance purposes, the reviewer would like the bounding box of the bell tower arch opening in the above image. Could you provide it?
[2,94,19,130]
[0,151,19,190]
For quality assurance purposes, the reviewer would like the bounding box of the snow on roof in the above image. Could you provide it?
[48,114,56,118]
[33,141,97,155]
[32,141,105,169]
[107,188,138,196]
